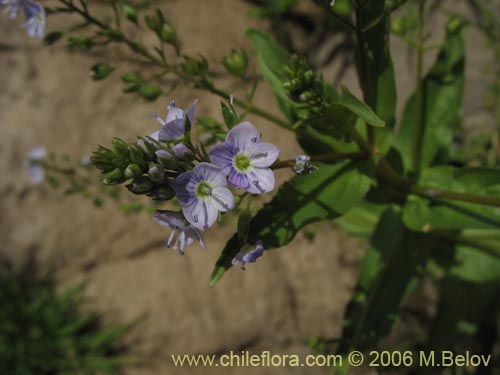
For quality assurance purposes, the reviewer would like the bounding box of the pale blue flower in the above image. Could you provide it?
[171,162,234,231]
[22,0,44,38]
[293,155,316,174]
[209,122,279,194]
[26,145,47,184]
[232,240,264,270]
[153,210,206,255]
[1,0,45,38]
[150,99,198,141]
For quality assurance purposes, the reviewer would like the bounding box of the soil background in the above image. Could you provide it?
[0,1,497,374]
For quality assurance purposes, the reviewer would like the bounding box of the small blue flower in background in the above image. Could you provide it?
[150,99,198,141]
[1,0,46,38]
[26,145,47,184]
[232,240,264,270]
[153,210,206,255]
[293,155,316,175]
[209,122,279,194]
[171,162,235,231]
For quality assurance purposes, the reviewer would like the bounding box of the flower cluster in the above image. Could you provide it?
[92,100,279,266]
[1,0,46,38]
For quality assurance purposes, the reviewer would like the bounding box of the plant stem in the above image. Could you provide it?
[271,152,367,170]
[377,157,500,207]
[57,0,291,131]
[411,0,426,178]
[354,5,375,151]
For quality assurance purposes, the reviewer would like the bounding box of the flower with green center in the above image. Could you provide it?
[208,122,279,194]
[171,162,234,230]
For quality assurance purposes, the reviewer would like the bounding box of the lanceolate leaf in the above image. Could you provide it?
[246,28,296,122]
[210,160,375,285]
[396,19,465,171]
[354,2,397,127]
[337,207,432,355]
[332,86,385,128]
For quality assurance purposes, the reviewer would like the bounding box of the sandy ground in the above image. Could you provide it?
[0,1,496,374]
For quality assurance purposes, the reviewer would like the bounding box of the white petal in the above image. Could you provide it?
[211,187,235,212]
[246,168,275,194]
[183,199,218,231]
[166,107,184,123]
[227,122,261,151]
[248,142,279,168]
[194,162,227,187]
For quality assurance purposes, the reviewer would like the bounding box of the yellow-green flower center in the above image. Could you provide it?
[233,154,251,172]
[195,181,212,198]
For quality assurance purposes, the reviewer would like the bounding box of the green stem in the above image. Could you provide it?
[58,0,291,131]
[377,158,500,207]
[271,151,367,170]
[411,0,426,178]
[354,6,375,150]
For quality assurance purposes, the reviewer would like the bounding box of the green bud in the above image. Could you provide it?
[158,23,177,44]
[124,163,143,179]
[222,49,248,78]
[145,14,159,30]
[148,164,165,183]
[122,4,138,24]
[123,82,141,93]
[90,63,114,81]
[98,29,125,42]
[122,72,140,83]
[126,176,154,194]
[44,31,63,46]
[112,138,129,157]
[139,84,162,101]
[67,35,93,49]
[149,185,175,201]
[102,167,124,185]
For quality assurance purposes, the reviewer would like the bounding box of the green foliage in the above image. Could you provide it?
[338,207,432,353]
[211,160,375,285]
[395,19,466,171]
[0,258,131,375]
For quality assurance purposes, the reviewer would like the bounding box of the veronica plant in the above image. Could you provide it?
[18,0,500,371]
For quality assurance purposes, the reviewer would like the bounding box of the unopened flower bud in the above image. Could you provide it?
[159,23,177,44]
[102,167,124,185]
[90,63,114,81]
[149,185,175,200]
[223,49,248,78]
[148,164,165,183]
[124,163,143,179]
[126,176,154,194]
[122,4,138,24]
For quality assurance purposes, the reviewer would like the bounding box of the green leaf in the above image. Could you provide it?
[354,2,397,128]
[427,245,500,350]
[332,86,385,127]
[403,166,500,231]
[335,202,386,238]
[246,28,296,121]
[220,101,238,129]
[395,19,465,171]
[211,160,375,285]
[338,207,431,355]
[138,84,162,101]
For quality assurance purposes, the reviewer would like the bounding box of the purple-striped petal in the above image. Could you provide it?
[183,198,218,230]
[159,118,184,140]
[166,106,184,123]
[228,169,250,189]
[194,162,227,187]
[211,187,235,212]
[227,122,261,151]
[248,142,279,168]
[208,142,235,170]
[185,99,198,126]
[246,167,275,194]
[171,171,195,206]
